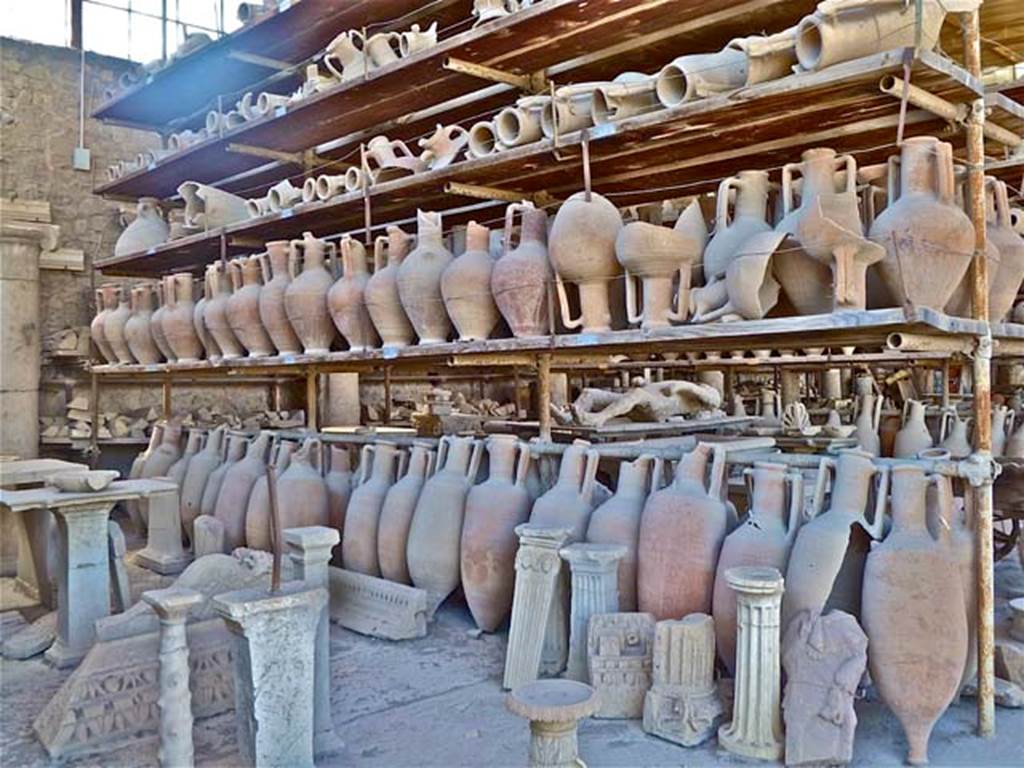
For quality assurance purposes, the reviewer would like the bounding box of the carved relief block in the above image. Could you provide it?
[586,612,655,719]
[327,566,428,640]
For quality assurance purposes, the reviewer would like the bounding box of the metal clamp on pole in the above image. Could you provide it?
[443,57,548,94]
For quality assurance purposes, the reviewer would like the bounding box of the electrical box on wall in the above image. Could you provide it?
[72,147,91,171]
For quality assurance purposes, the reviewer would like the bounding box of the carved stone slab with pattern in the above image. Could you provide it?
[327,566,429,640]
[586,612,655,718]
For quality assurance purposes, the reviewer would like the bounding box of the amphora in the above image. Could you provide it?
[378,443,435,584]
[125,286,162,364]
[203,263,244,359]
[284,231,338,354]
[91,288,117,363]
[342,443,403,576]
[396,210,454,344]
[258,241,302,354]
[193,270,219,361]
[142,421,183,479]
[702,170,771,283]
[324,30,368,82]
[893,399,933,458]
[244,440,296,551]
[150,280,177,362]
[103,285,134,364]
[227,257,275,357]
[529,440,600,542]
[180,425,226,539]
[325,445,354,542]
[114,197,169,257]
[328,236,380,351]
[992,404,1011,457]
[853,378,883,455]
[938,409,972,459]
[167,428,202,487]
[418,123,469,170]
[441,221,500,341]
[163,274,204,361]
[492,202,551,337]
[365,226,417,347]
[213,431,272,551]
[199,432,247,518]
[276,438,329,535]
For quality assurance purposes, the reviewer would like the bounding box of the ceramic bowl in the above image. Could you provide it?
[50,470,120,493]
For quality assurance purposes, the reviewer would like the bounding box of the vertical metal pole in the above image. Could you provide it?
[306,369,319,431]
[162,376,172,420]
[941,358,951,410]
[89,371,100,468]
[383,367,392,425]
[537,353,552,442]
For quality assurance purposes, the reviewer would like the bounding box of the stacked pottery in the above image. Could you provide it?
[91,288,117,363]
[244,440,297,551]
[636,443,728,620]
[167,429,202,487]
[285,231,338,354]
[461,435,532,631]
[324,445,354,541]
[204,263,245,359]
[199,432,247,518]
[227,256,276,357]
[548,191,624,332]
[407,436,483,603]
[377,442,435,584]
[259,241,303,355]
[125,286,162,364]
[441,221,500,341]
[365,226,417,347]
[893,400,933,458]
[193,269,219,361]
[328,235,380,351]
[492,202,551,337]
[862,465,967,766]
[712,462,802,674]
[213,431,272,551]
[150,280,177,362]
[702,170,772,283]
[180,425,226,539]
[343,442,404,576]
[103,285,134,364]
[529,440,600,542]
[114,196,169,257]
[396,210,454,344]
[163,274,204,362]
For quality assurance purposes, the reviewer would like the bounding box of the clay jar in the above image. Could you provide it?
[939,409,972,459]
[712,462,802,674]
[213,431,272,551]
[163,273,204,362]
[193,269,219,361]
[492,202,551,337]
[328,235,380,351]
[407,436,483,602]
[227,256,276,357]
[142,421,183,479]
[125,286,162,364]
[114,196,169,257]
[853,380,882,456]
[365,226,417,347]
[397,210,454,344]
[869,137,974,310]
[285,231,338,354]
[461,436,532,632]
[342,442,403,576]
[893,399,933,458]
[244,441,296,551]
[258,241,303,355]
[103,285,134,364]
[200,433,247,518]
[91,288,117,363]
[862,465,967,766]
[585,454,658,611]
[203,263,245,359]
[274,438,329,540]
[637,443,729,620]
[441,220,500,341]
[180,424,226,540]
[703,170,772,283]
[149,280,177,362]
[548,191,624,332]
[167,428,202,487]
[377,442,435,584]
[529,440,600,543]
[325,445,353,540]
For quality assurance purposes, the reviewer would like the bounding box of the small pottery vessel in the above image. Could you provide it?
[365,136,426,182]
[114,197,169,256]
[1005,418,1024,459]
[461,436,532,631]
[150,281,177,362]
[407,436,483,603]
[654,46,748,107]
[125,286,162,364]
[227,257,275,357]
[244,440,296,551]
[492,202,551,337]
[366,31,401,68]
[193,270,219,361]
[213,431,272,551]
[467,120,502,158]
[258,241,302,355]
[549,191,624,333]
[418,123,469,170]
[167,428,202,488]
[343,443,404,576]
[204,263,245,359]
[178,182,248,228]
[862,465,967,766]
[494,96,545,147]
[180,425,226,539]
[853,380,882,455]
[992,404,1011,457]
[91,288,117,363]
[703,170,772,282]
[893,399,933,459]
[325,445,354,543]
[529,440,600,543]
[400,21,438,57]
[378,443,435,584]
[163,274,204,362]
[328,236,380,351]
[324,30,368,82]
[542,83,594,137]
[690,236,782,322]
[442,220,500,341]
[939,408,972,459]
[199,433,247,518]
[103,285,134,364]
[365,226,417,347]
[142,421,183,479]
[284,231,338,354]
[396,210,454,344]
[267,179,302,211]
[592,72,658,124]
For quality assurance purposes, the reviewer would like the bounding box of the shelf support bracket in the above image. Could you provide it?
[443,57,548,94]
[226,142,307,166]
[444,181,555,208]
[227,50,295,72]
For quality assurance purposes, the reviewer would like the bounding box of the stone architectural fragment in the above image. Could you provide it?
[327,566,428,640]
[108,520,131,612]
[135,486,191,574]
[506,679,600,768]
[560,543,625,682]
[1,610,56,658]
[642,613,723,746]
[192,515,225,557]
[586,612,655,718]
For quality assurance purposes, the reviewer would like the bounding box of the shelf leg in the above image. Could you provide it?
[537,353,552,442]
[306,370,319,432]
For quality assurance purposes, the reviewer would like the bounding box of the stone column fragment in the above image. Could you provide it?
[143,586,204,768]
[560,543,625,682]
[506,679,600,768]
[136,487,191,574]
[108,521,131,612]
[718,566,785,761]
[503,525,572,690]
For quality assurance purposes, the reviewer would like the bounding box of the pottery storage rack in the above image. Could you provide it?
[86,0,1024,739]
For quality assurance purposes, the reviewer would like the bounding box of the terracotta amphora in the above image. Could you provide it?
[585,454,659,611]
[529,440,600,542]
[276,438,330,537]
[126,423,163,528]
[91,288,117,363]
[180,425,226,540]
[342,443,403,576]
[703,170,772,282]
[893,399,933,458]
[407,436,483,602]
[548,191,624,333]
[461,435,532,631]
[397,210,454,344]
[654,46,748,106]
[163,274,204,362]
[616,201,706,329]
[441,221,500,341]
[852,376,882,455]
[365,226,417,347]
[992,404,1011,457]
[782,449,887,630]
[199,433,247,518]
[285,231,338,354]
[167,428,202,488]
[712,462,802,674]
[104,285,134,364]
[193,270,219,361]
[213,431,272,551]
[1006,417,1024,459]
[202,264,244,359]
[125,286,162,364]
[637,443,729,620]
[492,202,551,337]
[984,179,1024,322]
[258,241,302,355]
[150,280,177,362]
[939,408,972,459]
[114,196,169,257]
[378,442,436,584]
[227,256,275,357]
[244,440,297,551]
[868,137,974,310]
[328,235,380,351]
[142,420,183,479]
[592,72,658,124]
[325,445,353,544]
[862,465,967,766]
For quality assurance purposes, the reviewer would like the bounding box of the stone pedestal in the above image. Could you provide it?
[503,525,572,690]
[642,613,723,746]
[285,526,341,758]
[718,566,785,761]
[15,507,56,607]
[192,515,225,558]
[560,543,625,682]
[142,587,204,768]
[506,679,600,768]
[136,487,191,574]
[213,584,326,768]
[587,612,655,719]
[541,573,569,677]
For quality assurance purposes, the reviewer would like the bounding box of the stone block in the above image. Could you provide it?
[587,612,655,719]
[1,610,56,659]
[327,566,428,640]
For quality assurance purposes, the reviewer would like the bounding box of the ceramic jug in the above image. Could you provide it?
[227,256,276,357]
[654,46,748,106]
[167,428,202,487]
[365,136,426,183]
[214,431,273,551]
[193,270,219,361]
[939,409,972,459]
[163,273,204,361]
[400,21,438,57]
[114,196,169,257]
[636,443,729,620]
[258,241,303,355]
[104,285,134,364]
[199,433,248,518]
[325,445,354,543]
[862,465,967,766]
[407,436,483,603]
[869,137,974,310]
[548,191,624,333]
[324,29,368,82]
[585,454,659,611]
[592,72,658,124]
[178,182,248,229]
[851,376,881,455]
[441,221,500,341]
[992,404,1011,457]
[703,170,772,282]
[342,443,404,576]
[893,399,933,458]
[204,262,246,359]
[492,202,551,337]
[418,123,469,170]
[125,286,162,364]
[461,436,532,632]
[180,425,226,540]
[149,281,177,362]
[366,31,401,68]
[91,288,117,363]
[285,231,338,354]
[529,440,600,542]
[712,462,802,674]
[378,443,436,584]
[783,449,886,630]
[365,226,417,347]
[396,210,454,344]
[495,96,545,147]
[328,236,380,351]
[276,438,330,538]
[142,421,183,479]
[243,440,297,551]
[126,423,163,528]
